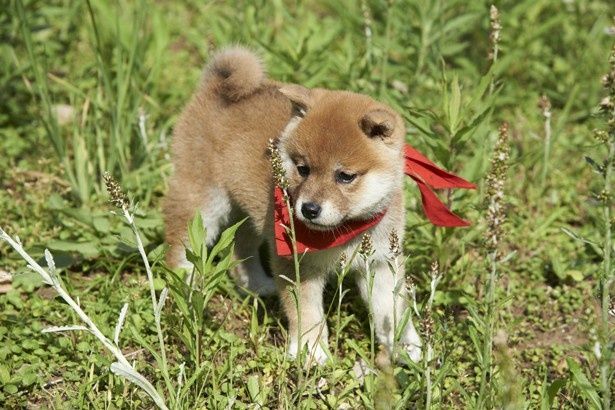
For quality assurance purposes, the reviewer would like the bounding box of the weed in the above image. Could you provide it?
[476,122,511,408]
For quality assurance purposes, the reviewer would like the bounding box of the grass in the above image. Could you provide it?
[1,0,614,408]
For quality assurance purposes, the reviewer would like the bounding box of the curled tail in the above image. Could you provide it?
[203,47,265,102]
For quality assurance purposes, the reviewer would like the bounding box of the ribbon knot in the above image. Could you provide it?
[274,144,475,257]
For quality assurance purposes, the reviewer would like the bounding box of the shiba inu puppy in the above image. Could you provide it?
[163,47,421,363]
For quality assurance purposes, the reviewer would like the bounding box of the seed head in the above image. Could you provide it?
[388,231,401,257]
[485,123,510,252]
[538,95,551,119]
[405,270,415,290]
[488,5,501,61]
[600,96,614,113]
[358,233,374,258]
[338,252,348,271]
[421,311,434,344]
[103,172,128,209]
[268,139,289,191]
[598,44,615,130]
[360,0,373,41]
[429,260,439,279]
[594,129,609,144]
[596,189,610,204]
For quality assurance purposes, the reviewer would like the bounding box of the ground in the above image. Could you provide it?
[1,0,614,408]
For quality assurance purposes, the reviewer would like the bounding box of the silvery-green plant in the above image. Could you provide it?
[0,172,181,409]
[0,229,168,410]
[422,260,442,410]
[538,94,553,187]
[358,233,377,365]
[332,250,359,358]
[103,172,174,397]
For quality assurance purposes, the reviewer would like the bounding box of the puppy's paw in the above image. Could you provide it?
[403,342,422,363]
[288,339,329,366]
[399,324,422,363]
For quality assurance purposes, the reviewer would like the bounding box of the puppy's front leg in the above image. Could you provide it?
[273,259,329,365]
[356,259,422,362]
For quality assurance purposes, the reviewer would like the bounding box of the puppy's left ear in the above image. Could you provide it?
[359,109,396,140]
[279,84,312,117]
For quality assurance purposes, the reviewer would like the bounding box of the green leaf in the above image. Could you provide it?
[566,270,584,282]
[560,227,600,249]
[470,62,497,105]
[21,372,38,387]
[178,362,210,400]
[92,216,112,233]
[467,325,483,363]
[584,156,604,176]
[451,106,491,147]
[567,358,601,409]
[187,212,206,258]
[12,270,44,292]
[208,219,245,261]
[46,239,99,258]
[247,375,261,403]
[545,378,566,409]
[58,206,95,227]
[405,112,436,139]
[147,243,166,262]
[0,365,10,385]
[4,384,17,394]
[153,277,166,291]
[447,74,461,135]
[249,298,259,338]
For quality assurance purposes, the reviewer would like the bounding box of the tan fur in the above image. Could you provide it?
[164,47,421,363]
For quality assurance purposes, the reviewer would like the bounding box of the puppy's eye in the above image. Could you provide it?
[336,171,357,184]
[297,165,310,177]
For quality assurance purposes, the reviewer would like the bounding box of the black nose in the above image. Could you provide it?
[301,202,321,220]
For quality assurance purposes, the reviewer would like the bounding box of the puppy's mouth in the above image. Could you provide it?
[300,219,343,232]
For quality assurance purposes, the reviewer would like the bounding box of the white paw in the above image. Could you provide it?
[288,339,329,365]
[400,324,422,363]
[404,342,422,363]
[310,343,329,365]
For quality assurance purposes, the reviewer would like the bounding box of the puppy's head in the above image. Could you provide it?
[277,85,405,230]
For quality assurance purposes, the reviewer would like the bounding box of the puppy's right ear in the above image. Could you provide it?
[279,84,312,117]
[359,109,396,140]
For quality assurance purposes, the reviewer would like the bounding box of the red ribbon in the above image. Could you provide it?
[274,143,475,257]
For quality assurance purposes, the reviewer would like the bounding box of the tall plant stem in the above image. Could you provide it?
[423,262,440,410]
[478,251,497,407]
[541,107,552,187]
[281,193,307,396]
[378,0,395,98]
[364,257,376,363]
[600,139,613,410]
[478,122,509,407]
[121,207,174,399]
[488,49,499,97]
